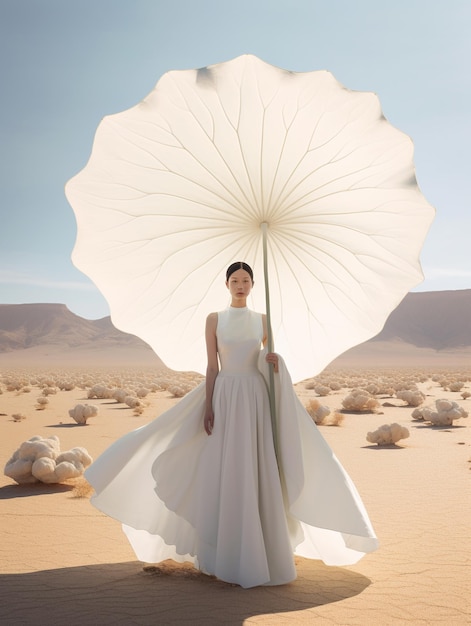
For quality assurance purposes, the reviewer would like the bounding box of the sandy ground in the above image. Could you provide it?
[0,354,470,625]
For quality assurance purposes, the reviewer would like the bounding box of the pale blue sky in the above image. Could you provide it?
[1,0,470,319]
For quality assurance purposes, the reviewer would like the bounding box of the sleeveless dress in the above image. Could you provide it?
[85,306,378,588]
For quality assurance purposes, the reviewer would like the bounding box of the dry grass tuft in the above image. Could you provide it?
[12,412,27,422]
[329,411,345,426]
[70,477,95,499]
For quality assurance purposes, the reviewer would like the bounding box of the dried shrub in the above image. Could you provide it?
[112,388,132,403]
[449,381,465,392]
[6,380,23,392]
[328,412,345,426]
[396,389,426,407]
[12,413,27,422]
[412,399,468,426]
[341,389,379,412]
[305,399,330,424]
[124,396,144,409]
[68,404,99,425]
[88,384,113,399]
[305,400,344,426]
[71,477,95,499]
[168,385,191,398]
[57,380,76,391]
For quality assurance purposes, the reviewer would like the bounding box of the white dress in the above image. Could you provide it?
[85,306,378,588]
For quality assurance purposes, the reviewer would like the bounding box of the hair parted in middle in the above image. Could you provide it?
[226,261,254,283]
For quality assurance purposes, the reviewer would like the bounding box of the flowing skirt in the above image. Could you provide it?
[85,352,378,588]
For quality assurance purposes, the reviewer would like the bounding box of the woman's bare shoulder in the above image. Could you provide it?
[206,312,218,327]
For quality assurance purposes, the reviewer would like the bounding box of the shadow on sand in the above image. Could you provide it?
[0,482,74,499]
[361,443,407,450]
[0,559,371,625]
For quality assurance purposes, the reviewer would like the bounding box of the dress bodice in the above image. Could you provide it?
[216,307,263,374]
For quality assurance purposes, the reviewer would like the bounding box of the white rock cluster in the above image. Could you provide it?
[68,403,99,425]
[396,389,426,407]
[367,423,410,445]
[342,389,379,412]
[306,399,331,424]
[412,399,468,426]
[4,435,92,484]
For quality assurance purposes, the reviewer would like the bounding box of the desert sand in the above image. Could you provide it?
[0,351,470,625]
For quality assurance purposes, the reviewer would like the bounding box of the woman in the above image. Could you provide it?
[85,261,378,588]
[204,261,279,437]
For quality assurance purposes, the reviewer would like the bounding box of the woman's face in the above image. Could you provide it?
[226,268,253,301]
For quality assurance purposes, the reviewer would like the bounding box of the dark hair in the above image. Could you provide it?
[226,261,254,282]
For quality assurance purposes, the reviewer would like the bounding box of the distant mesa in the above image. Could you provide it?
[0,303,165,367]
[330,289,471,368]
[371,289,471,350]
[0,303,145,351]
[0,291,469,368]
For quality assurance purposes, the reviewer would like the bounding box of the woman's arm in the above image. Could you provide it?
[204,312,219,435]
[262,313,279,373]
